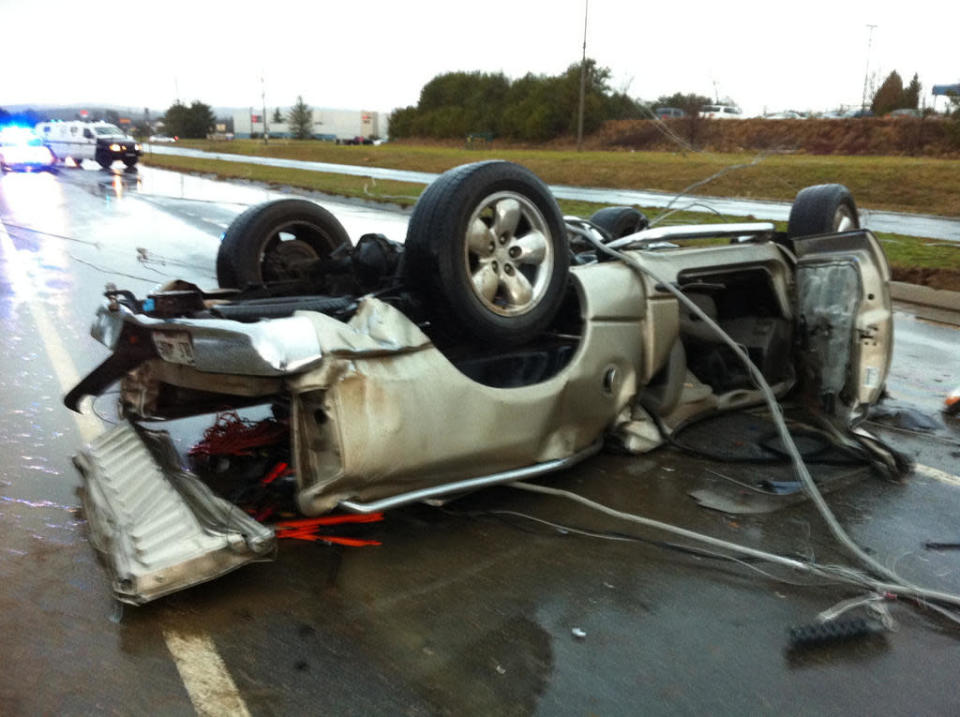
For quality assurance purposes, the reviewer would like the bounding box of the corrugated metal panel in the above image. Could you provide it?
[76,422,275,604]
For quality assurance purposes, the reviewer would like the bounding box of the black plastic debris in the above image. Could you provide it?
[788,618,887,650]
[923,541,960,551]
[868,403,944,432]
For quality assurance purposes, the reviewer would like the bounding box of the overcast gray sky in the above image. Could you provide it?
[2,0,955,117]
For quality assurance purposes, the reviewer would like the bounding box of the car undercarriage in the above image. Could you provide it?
[65,161,904,604]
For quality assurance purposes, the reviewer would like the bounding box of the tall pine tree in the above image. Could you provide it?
[287,96,314,140]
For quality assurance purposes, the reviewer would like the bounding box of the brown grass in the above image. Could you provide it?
[593,117,960,158]
[165,137,960,217]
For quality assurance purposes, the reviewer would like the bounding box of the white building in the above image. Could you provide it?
[234,108,388,141]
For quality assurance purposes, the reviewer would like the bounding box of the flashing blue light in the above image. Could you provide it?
[0,125,40,146]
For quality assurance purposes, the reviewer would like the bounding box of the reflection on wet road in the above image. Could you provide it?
[2,163,960,715]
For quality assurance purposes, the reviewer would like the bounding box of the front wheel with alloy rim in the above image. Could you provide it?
[216,199,351,288]
[403,160,569,347]
[787,184,859,238]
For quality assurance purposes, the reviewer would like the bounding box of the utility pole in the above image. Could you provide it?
[261,73,269,145]
[861,24,877,112]
[576,0,588,152]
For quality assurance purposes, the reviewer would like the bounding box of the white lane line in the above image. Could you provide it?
[162,629,253,717]
[0,217,252,717]
[915,463,960,487]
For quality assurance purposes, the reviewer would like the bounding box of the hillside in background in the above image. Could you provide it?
[590,117,960,157]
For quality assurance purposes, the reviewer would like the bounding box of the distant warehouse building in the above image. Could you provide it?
[234,108,389,141]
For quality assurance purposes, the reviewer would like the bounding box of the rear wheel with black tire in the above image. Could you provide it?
[123,158,138,168]
[403,160,569,347]
[97,158,113,169]
[588,206,649,239]
[787,184,859,238]
[216,199,351,288]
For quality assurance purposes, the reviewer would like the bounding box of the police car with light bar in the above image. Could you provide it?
[35,120,142,169]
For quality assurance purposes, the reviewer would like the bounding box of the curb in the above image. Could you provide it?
[890,282,960,312]
[890,281,960,325]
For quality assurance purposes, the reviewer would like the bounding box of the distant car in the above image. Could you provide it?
[654,107,686,119]
[888,108,922,119]
[763,111,806,120]
[819,109,872,119]
[0,126,57,172]
[149,135,177,143]
[700,105,743,119]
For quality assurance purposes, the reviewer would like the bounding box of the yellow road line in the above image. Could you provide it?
[0,216,251,717]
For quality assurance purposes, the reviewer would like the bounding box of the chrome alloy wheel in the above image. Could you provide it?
[463,191,555,317]
[834,205,857,232]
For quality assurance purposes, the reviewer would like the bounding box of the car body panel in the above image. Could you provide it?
[793,230,893,423]
[74,421,275,605]
[289,271,649,514]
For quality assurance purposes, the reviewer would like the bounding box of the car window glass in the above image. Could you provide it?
[84,129,94,139]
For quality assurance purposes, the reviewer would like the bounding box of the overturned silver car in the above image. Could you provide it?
[66,161,894,603]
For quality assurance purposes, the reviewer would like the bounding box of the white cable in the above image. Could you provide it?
[541,226,960,622]
[508,481,960,615]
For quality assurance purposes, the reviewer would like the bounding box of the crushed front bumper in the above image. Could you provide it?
[74,421,275,604]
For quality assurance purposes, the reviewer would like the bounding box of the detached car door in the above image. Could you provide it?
[791,229,893,426]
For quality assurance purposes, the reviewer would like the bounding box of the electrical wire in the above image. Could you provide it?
[0,219,100,247]
[648,202,726,228]
[865,420,960,449]
[508,481,960,624]
[68,253,161,283]
[547,223,960,625]
[453,507,839,588]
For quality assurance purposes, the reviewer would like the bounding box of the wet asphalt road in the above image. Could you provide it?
[2,163,960,715]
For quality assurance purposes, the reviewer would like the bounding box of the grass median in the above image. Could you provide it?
[165,139,960,217]
[141,149,960,290]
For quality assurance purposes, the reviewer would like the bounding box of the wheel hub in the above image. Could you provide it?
[464,191,554,317]
[262,238,318,281]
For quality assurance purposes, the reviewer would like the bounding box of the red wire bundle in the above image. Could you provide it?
[274,513,385,546]
[188,411,289,457]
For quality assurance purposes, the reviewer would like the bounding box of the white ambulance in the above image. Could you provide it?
[35,121,142,169]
